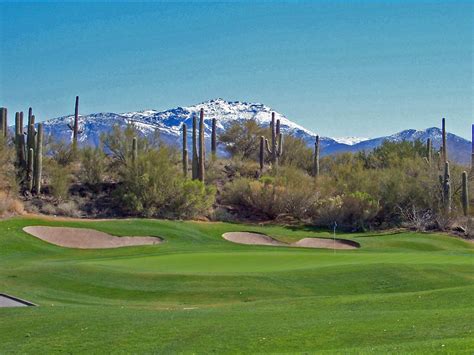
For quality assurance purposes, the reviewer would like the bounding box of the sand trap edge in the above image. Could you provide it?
[222,231,360,250]
[23,226,164,249]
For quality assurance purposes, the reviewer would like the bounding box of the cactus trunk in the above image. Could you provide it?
[15,112,26,169]
[26,114,36,169]
[27,148,34,192]
[265,112,283,168]
[441,118,447,163]
[72,96,79,153]
[259,136,265,172]
[34,123,43,194]
[198,108,205,182]
[462,171,469,216]
[211,118,217,159]
[313,135,320,177]
[192,115,198,180]
[0,107,6,138]
[426,138,432,165]
[182,123,188,178]
[443,161,451,213]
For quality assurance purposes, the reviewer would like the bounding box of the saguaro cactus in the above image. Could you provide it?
[192,114,199,180]
[0,107,7,138]
[313,135,320,177]
[26,115,36,168]
[198,108,205,182]
[14,112,26,169]
[441,117,447,163]
[426,138,432,165]
[211,118,217,159]
[27,148,34,192]
[462,171,469,216]
[34,123,43,194]
[265,112,283,167]
[132,137,138,164]
[441,161,451,213]
[182,123,188,178]
[259,136,265,172]
[67,96,81,154]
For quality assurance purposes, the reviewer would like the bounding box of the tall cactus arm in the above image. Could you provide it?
[265,138,272,155]
[277,133,283,157]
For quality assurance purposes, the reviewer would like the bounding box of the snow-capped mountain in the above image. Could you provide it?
[332,136,369,145]
[39,99,472,165]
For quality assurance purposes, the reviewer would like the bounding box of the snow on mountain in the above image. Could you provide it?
[332,136,369,145]
[39,99,472,165]
[42,98,320,152]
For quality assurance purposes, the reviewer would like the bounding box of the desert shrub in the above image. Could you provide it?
[45,136,75,166]
[0,136,17,195]
[80,146,107,186]
[0,136,22,216]
[226,158,262,179]
[0,191,24,216]
[279,134,313,171]
[116,147,214,218]
[44,159,71,200]
[101,124,160,169]
[219,120,266,159]
[222,167,318,219]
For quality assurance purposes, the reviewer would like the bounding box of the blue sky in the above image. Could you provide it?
[0,1,472,138]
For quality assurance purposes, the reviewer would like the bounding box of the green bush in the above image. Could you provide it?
[222,167,318,219]
[116,147,215,218]
[80,146,107,186]
[44,159,71,200]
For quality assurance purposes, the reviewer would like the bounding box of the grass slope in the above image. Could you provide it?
[0,217,473,353]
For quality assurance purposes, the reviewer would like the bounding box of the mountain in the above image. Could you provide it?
[39,98,472,165]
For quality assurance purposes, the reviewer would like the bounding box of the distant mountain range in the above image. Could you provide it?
[38,98,472,165]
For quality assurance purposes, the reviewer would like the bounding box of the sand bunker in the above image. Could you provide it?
[223,232,286,246]
[222,232,359,250]
[23,226,163,249]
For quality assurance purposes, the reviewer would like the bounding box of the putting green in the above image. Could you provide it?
[86,250,472,274]
[0,217,473,353]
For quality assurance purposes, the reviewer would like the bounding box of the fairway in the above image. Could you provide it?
[1,217,473,353]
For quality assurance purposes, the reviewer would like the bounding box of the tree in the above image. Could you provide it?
[219,120,266,160]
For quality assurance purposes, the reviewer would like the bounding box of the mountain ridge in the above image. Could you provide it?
[36,98,472,165]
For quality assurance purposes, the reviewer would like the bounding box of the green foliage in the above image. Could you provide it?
[116,146,214,218]
[0,136,18,198]
[80,146,107,186]
[222,167,317,219]
[45,136,74,167]
[101,124,161,168]
[219,120,266,159]
[315,191,380,230]
[279,134,313,171]
[358,139,426,169]
[44,158,71,200]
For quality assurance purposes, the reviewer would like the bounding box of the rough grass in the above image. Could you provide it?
[0,217,473,353]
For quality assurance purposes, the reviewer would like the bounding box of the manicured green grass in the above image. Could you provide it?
[0,217,473,353]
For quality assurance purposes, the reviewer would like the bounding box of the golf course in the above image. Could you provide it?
[0,216,473,353]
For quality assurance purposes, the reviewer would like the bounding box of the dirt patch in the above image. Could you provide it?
[222,232,359,250]
[23,226,163,249]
